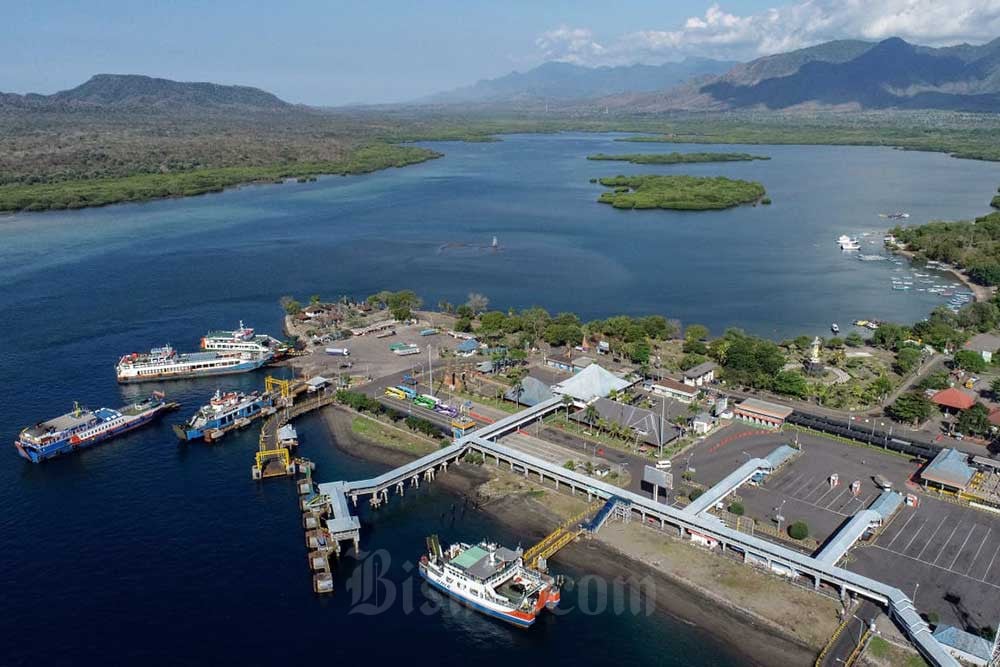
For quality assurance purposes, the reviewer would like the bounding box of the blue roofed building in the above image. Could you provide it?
[504,376,554,407]
[921,448,975,493]
[932,625,993,666]
[455,338,480,356]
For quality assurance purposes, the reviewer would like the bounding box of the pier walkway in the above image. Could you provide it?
[307,398,958,667]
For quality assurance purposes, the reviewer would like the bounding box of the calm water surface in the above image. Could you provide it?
[4,134,1000,665]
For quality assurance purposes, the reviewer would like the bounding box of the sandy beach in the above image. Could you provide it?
[320,405,828,666]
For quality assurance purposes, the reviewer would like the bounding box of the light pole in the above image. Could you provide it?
[774,499,787,533]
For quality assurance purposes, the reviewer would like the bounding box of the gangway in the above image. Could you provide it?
[585,496,627,533]
[522,501,601,569]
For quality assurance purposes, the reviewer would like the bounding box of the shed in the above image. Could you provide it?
[931,387,976,411]
[932,625,992,666]
[306,376,331,392]
[692,412,714,435]
[456,339,480,356]
[921,448,975,492]
[764,444,798,471]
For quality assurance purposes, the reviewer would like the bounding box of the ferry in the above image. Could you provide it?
[419,536,561,628]
[16,393,173,462]
[116,345,270,383]
[201,321,287,357]
[172,389,274,441]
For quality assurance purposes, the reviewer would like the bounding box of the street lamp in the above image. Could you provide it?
[774,499,787,532]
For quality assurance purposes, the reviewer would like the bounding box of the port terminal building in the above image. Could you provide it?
[733,398,794,428]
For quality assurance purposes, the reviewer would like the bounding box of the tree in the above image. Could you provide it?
[918,372,951,391]
[386,290,422,322]
[773,370,809,398]
[957,402,991,436]
[563,460,576,471]
[466,292,489,316]
[688,488,704,501]
[888,391,933,426]
[871,322,908,351]
[583,403,599,430]
[991,376,1000,399]
[728,502,745,516]
[454,316,473,333]
[954,349,988,373]
[844,332,864,347]
[279,296,302,315]
[894,347,923,374]
[309,294,321,304]
[788,521,809,540]
[870,375,892,403]
[685,324,709,343]
[826,337,844,349]
[455,304,473,319]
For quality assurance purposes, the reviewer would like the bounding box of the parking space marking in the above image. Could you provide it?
[813,484,840,505]
[982,543,1000,583]
[901,519,928,554]
[868,544,1000,592]
[790,475,817,498]
[824,488,850,510]
[949,525,979,571]
[915,517,948,560]
[771,472,802,492]
[965,527,992,576]
[800,480,832,502]
[884,512,918,549]
[931,522,963,566]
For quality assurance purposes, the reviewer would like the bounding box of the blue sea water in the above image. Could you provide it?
[3,133,1000,665]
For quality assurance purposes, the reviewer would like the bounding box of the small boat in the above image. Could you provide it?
[838,235,861,251]
[831,323,840,334]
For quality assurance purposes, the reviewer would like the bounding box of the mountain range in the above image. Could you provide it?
[418,57,737,104]
[0,74,291,111]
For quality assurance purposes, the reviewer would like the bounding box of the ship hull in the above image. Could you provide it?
[117,357,268,384]
[418,564,536,628]
[15,408,164,463]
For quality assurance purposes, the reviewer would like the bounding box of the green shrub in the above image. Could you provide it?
[688,488,704,501]
[728,502,745,516]
[788,521,809,540]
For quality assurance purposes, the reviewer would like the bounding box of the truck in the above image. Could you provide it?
[325,347,350,357]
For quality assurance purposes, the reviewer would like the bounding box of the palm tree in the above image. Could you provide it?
[562,394,574,419]
[583,403,599,431]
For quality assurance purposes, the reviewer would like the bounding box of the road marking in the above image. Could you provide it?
[932,522,963,565]
[813,483,840,504]
[774,472,803,492]
[790,475,816,497]
[901,519,928,554]
[824,487,850,510]
[965,527,992,576]
[982,543,1000,583]
[866,545,1000,592]
[801,480,831,502]
[884,512,918,549]
[915,517,948,560]
[949,525,978,571]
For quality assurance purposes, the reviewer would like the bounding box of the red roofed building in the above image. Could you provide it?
[931,387,976,412]
[989,408,1000,428]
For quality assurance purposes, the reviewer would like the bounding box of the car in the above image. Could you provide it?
[873,474,893,489]
[655,460,672,470]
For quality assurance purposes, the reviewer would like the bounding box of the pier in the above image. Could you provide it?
[301,395,960,666]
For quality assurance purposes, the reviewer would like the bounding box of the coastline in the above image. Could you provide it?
[892,245,994,303]
[319,404,823,667]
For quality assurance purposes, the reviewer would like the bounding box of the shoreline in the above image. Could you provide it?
[892,245,994,303]
[318,404,822,667]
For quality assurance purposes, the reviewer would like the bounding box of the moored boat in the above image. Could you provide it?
[419,536,561,628]
[116,344,271,383]
[15,393,174,462]
[172,389,274,441]
[201,321,287,357]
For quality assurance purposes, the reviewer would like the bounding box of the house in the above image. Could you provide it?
[683,361,718,387]
[920,448,976,493]
[733,398,793,428]
[456,338,480,357]
[504,376,554,407]
[648,378,699,404]
[932,625,993,666]
[570,397,680,448]
[692,412,714,435]
[571,356,595,372]
[552,364,633,405]
[305,376,331,393]
[545,354,594,373]
[964,333,1000,364]
[931,387,976,413]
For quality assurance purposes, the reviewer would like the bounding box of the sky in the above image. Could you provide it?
[3,0,1000,106]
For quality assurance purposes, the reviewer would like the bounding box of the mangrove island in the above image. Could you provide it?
[587,152,770,165]
[596,174,767,210]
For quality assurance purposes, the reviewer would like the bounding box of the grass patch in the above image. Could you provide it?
[868,637,891,658]
[350,415,438,456]
[596,174,766,210]
[587,152,770,164]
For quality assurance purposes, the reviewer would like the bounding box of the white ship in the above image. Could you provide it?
[838,235,861,251]
[201,321,286,356]
[419,536,561,628]
[116,344,270,383]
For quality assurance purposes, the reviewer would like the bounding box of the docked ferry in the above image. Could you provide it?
[116,345,270,383]
[419,536,561,628]
[172,389,274,441]
[201,321,287,357]
[16,393,173,462]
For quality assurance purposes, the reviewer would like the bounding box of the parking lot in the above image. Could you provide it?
[850,493,1000,629]
[678,421,1000,629]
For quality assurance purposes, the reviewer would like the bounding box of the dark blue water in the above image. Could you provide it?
[3,134,1000,665]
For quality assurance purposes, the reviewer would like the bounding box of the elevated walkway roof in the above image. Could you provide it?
[684,458,769,515]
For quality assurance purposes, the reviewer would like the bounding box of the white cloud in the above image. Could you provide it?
[537,1,1000,65]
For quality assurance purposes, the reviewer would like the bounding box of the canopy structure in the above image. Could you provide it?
[551,364,631,404]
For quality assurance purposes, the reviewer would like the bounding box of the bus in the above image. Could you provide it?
[396,385,418,400]
[384,387,407,400]
[413,394,439,409]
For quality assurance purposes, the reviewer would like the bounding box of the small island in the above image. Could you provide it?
[587,152,770,165]
[596,174,767,210]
